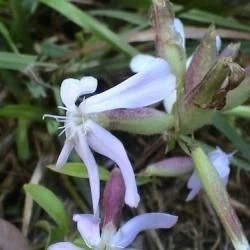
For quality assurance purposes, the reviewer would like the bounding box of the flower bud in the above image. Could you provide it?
[219,43,240,61]
[186,25,217,93]
[102,168,125,229]
[142,156,193,177]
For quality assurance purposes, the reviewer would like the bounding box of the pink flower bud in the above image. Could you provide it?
[102,168,125,229]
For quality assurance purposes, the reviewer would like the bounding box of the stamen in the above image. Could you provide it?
[43,114,68,122]
[58,125,66,130]
[59,129,66,136]
[58,106,69,111]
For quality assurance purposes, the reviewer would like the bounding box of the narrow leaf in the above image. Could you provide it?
[0,52,36,71]
[24,184,70,235]
[0,22,18,53]
[39,0,138,56]
[48,163,110,181]
[179,8,250,32]
[213,113,250,161]
[0,104,44,121]
[90,9,148,25]
[48,163,151,185]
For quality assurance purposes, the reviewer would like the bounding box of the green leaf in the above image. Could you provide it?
[0,22,18,53]
[179,8,250,32]
[48,163,110,181]
[48,163,151,186]
[90,9,149,25]
[0,52,36,71]
[0,104,44,121]
[24,184,70,235]
[223,106,250,119]
[39,0,138,56]
[212,113,250,161]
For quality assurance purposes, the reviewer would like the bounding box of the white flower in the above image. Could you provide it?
[44,57,176,215]
[129,18,221,114]
[48,212,178,250]
[186,147,232,202]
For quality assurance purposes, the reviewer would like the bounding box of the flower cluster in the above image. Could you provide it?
[44,56,176,215]
[49,169,178,250]
[45,12,250,250]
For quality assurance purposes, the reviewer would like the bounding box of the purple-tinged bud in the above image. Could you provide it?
[142,157,193,177]
[219,43,240,61]
[102,168,125,229]
[186,25,217,93]
[95,108,175,135]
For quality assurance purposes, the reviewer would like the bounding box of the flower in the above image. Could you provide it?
[48,167,178,250]
[129,19,221,115]
[186,147,232,202]
[44,57,176,215]
[130,54,177,114]
[48,212,177,250]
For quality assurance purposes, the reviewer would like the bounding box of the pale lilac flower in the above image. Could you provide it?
[48,212,178,250]
[129,18,222,114]
[186,147,232,202]
[44,57,176,215]
[129,54,176,114]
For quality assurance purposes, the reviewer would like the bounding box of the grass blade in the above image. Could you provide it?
[0,52,36,71]
[0,22,19,53]
[212,113,250,161]
[90,9,149,25]
[179,8,250,32]
[24,184,70,235]
[39,0,138,56]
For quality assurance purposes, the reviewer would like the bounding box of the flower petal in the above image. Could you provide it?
[129,54,156,73]
[60,77,97,108]
[208,147,231,181]
[48,242,82,250]
[111,213,178,248]
[163,89,176,113]
[186,147,231,202]
[56,142,74,168]
[82,58,176,114]
[173,18,185,49]
[74,132,100,216]
[73,214,101,248]
[86,120,140,208]
[216,36,222,52]
[185,171,201,202]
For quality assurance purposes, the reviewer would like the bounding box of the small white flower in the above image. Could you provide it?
[186,147,232,202]
[48,212,178,250]
[44,57,176,215]
[129,18,222,114]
